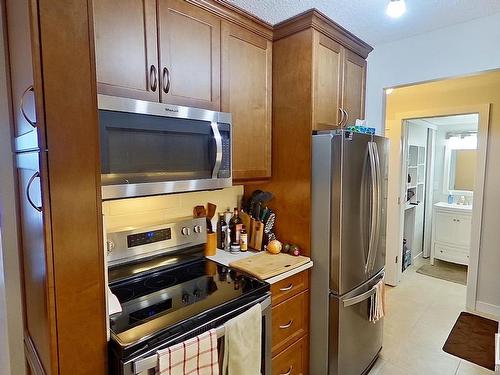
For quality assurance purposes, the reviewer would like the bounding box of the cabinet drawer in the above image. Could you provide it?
[272,290,309,356]
[271,271,309,306]
[272,334,308,375]
[434,243,469,265]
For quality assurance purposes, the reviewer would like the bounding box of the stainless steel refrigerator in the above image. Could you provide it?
[310,130,388,375]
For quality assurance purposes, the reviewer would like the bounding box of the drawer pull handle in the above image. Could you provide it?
[279,283,294,292]
[280,365,293,375]
[279,320,293,329]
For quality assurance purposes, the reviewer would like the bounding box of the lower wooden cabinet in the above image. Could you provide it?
[271,270,310,374]
[272,334,308,375]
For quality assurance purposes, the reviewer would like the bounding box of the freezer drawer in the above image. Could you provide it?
[328,272,384,375]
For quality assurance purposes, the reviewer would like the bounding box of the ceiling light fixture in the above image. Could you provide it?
[386,0,406,18]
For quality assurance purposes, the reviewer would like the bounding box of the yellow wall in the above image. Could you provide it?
[386,70,500,310]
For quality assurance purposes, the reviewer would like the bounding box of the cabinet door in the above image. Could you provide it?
[272,334,308,375]
[342,49,367,124]
[313,33,343,131]
[158,0,220,110]
[454,214,472,247]
[6,0,39,150]
[93,0,159,101]
[16,152,54,373]
[221,22,272,180]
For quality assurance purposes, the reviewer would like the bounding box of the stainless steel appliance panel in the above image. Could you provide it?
[329,270,384,375]
[98,95,232,200]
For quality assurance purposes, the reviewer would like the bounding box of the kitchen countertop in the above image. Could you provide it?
[207,248,313,284]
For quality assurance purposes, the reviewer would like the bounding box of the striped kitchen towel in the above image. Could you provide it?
[157,329,219,375]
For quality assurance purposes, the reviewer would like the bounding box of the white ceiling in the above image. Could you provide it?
[225,0,500,45]
[410,114,479,132]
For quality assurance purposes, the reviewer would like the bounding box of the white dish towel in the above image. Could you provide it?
[157,329,219,375]
[369,278,385,323]
[222,303,262,375]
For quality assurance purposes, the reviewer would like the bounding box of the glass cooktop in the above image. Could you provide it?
[108,257,269,350]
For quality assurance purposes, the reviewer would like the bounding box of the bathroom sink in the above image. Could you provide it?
[434,202,472,211]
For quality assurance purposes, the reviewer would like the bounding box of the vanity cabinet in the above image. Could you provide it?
[431,203,472,265]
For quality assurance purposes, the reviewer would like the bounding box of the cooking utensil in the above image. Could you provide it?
[193,205,206,218]
[206,202,216,232]
[264,211,275,234]
[246,190,263,216]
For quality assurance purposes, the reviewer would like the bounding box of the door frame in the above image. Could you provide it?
[385,104,490,311]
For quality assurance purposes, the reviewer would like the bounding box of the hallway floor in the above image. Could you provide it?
[369,257,494,375]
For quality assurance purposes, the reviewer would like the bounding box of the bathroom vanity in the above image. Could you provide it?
[431,202,472,266]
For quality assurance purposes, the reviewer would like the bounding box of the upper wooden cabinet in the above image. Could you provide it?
[313,32,368,131]
[158,0,221,110]
[94,0,159,101]
[93,0,221,110]
[221,21,272,180]
[342,49,367,124]
[313,33,343,131]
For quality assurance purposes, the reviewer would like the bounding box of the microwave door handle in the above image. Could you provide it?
[210,121,223,179]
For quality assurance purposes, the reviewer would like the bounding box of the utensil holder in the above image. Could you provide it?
[205,232,217,256]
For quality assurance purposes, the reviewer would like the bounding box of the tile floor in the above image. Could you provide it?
[368,256,495,375]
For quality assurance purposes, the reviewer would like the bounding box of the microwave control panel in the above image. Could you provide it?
[219,132,231,178]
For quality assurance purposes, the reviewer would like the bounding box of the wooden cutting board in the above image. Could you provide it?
[229,252,310,280]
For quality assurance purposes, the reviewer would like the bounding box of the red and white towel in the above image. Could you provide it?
[157,329,219,375]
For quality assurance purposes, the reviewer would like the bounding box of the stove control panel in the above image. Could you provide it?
[106,216,206,266]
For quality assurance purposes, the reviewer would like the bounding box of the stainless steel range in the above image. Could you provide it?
[106,217,271,375]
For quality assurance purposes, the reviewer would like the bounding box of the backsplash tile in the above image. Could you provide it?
[102,186,243,231]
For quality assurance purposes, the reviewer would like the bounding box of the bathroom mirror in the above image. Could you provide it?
[448,149,476,191]
[443,134,477,195]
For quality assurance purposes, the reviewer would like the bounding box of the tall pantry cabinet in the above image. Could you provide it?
[4,0,107,373]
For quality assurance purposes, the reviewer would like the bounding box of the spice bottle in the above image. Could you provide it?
[240,226,248,251]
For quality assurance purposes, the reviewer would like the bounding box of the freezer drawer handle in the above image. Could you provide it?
[342,286,377,308]
[279,320,293,329]
[279,283,293,292]
[280,365,293,375]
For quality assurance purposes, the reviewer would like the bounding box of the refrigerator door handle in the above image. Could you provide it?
[342,286,377,307]
[371,142,382,272]
[365,142,378,274]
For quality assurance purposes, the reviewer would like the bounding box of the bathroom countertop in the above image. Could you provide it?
[434,202,473,211]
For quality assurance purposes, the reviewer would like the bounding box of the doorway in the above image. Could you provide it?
[400,114,479,288]
[384,102,490,312]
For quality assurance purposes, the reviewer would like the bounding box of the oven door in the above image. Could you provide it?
[98,95,232,200]
[116,293,272,375]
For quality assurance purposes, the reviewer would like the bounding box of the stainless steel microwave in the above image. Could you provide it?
[98,95,232,200]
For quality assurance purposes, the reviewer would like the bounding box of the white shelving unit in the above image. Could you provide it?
[404,144,427,271]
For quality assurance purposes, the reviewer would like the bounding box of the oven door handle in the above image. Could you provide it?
[210,121,223,179]
[131,294,272,374]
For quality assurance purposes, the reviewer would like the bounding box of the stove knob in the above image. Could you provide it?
[193,225,202,234]
[182,294,190,304]
[181,227,191,236]
[193,289,201,298]
[106,240,115,254]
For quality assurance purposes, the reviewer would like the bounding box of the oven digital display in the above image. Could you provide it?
[127,228,171,248]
